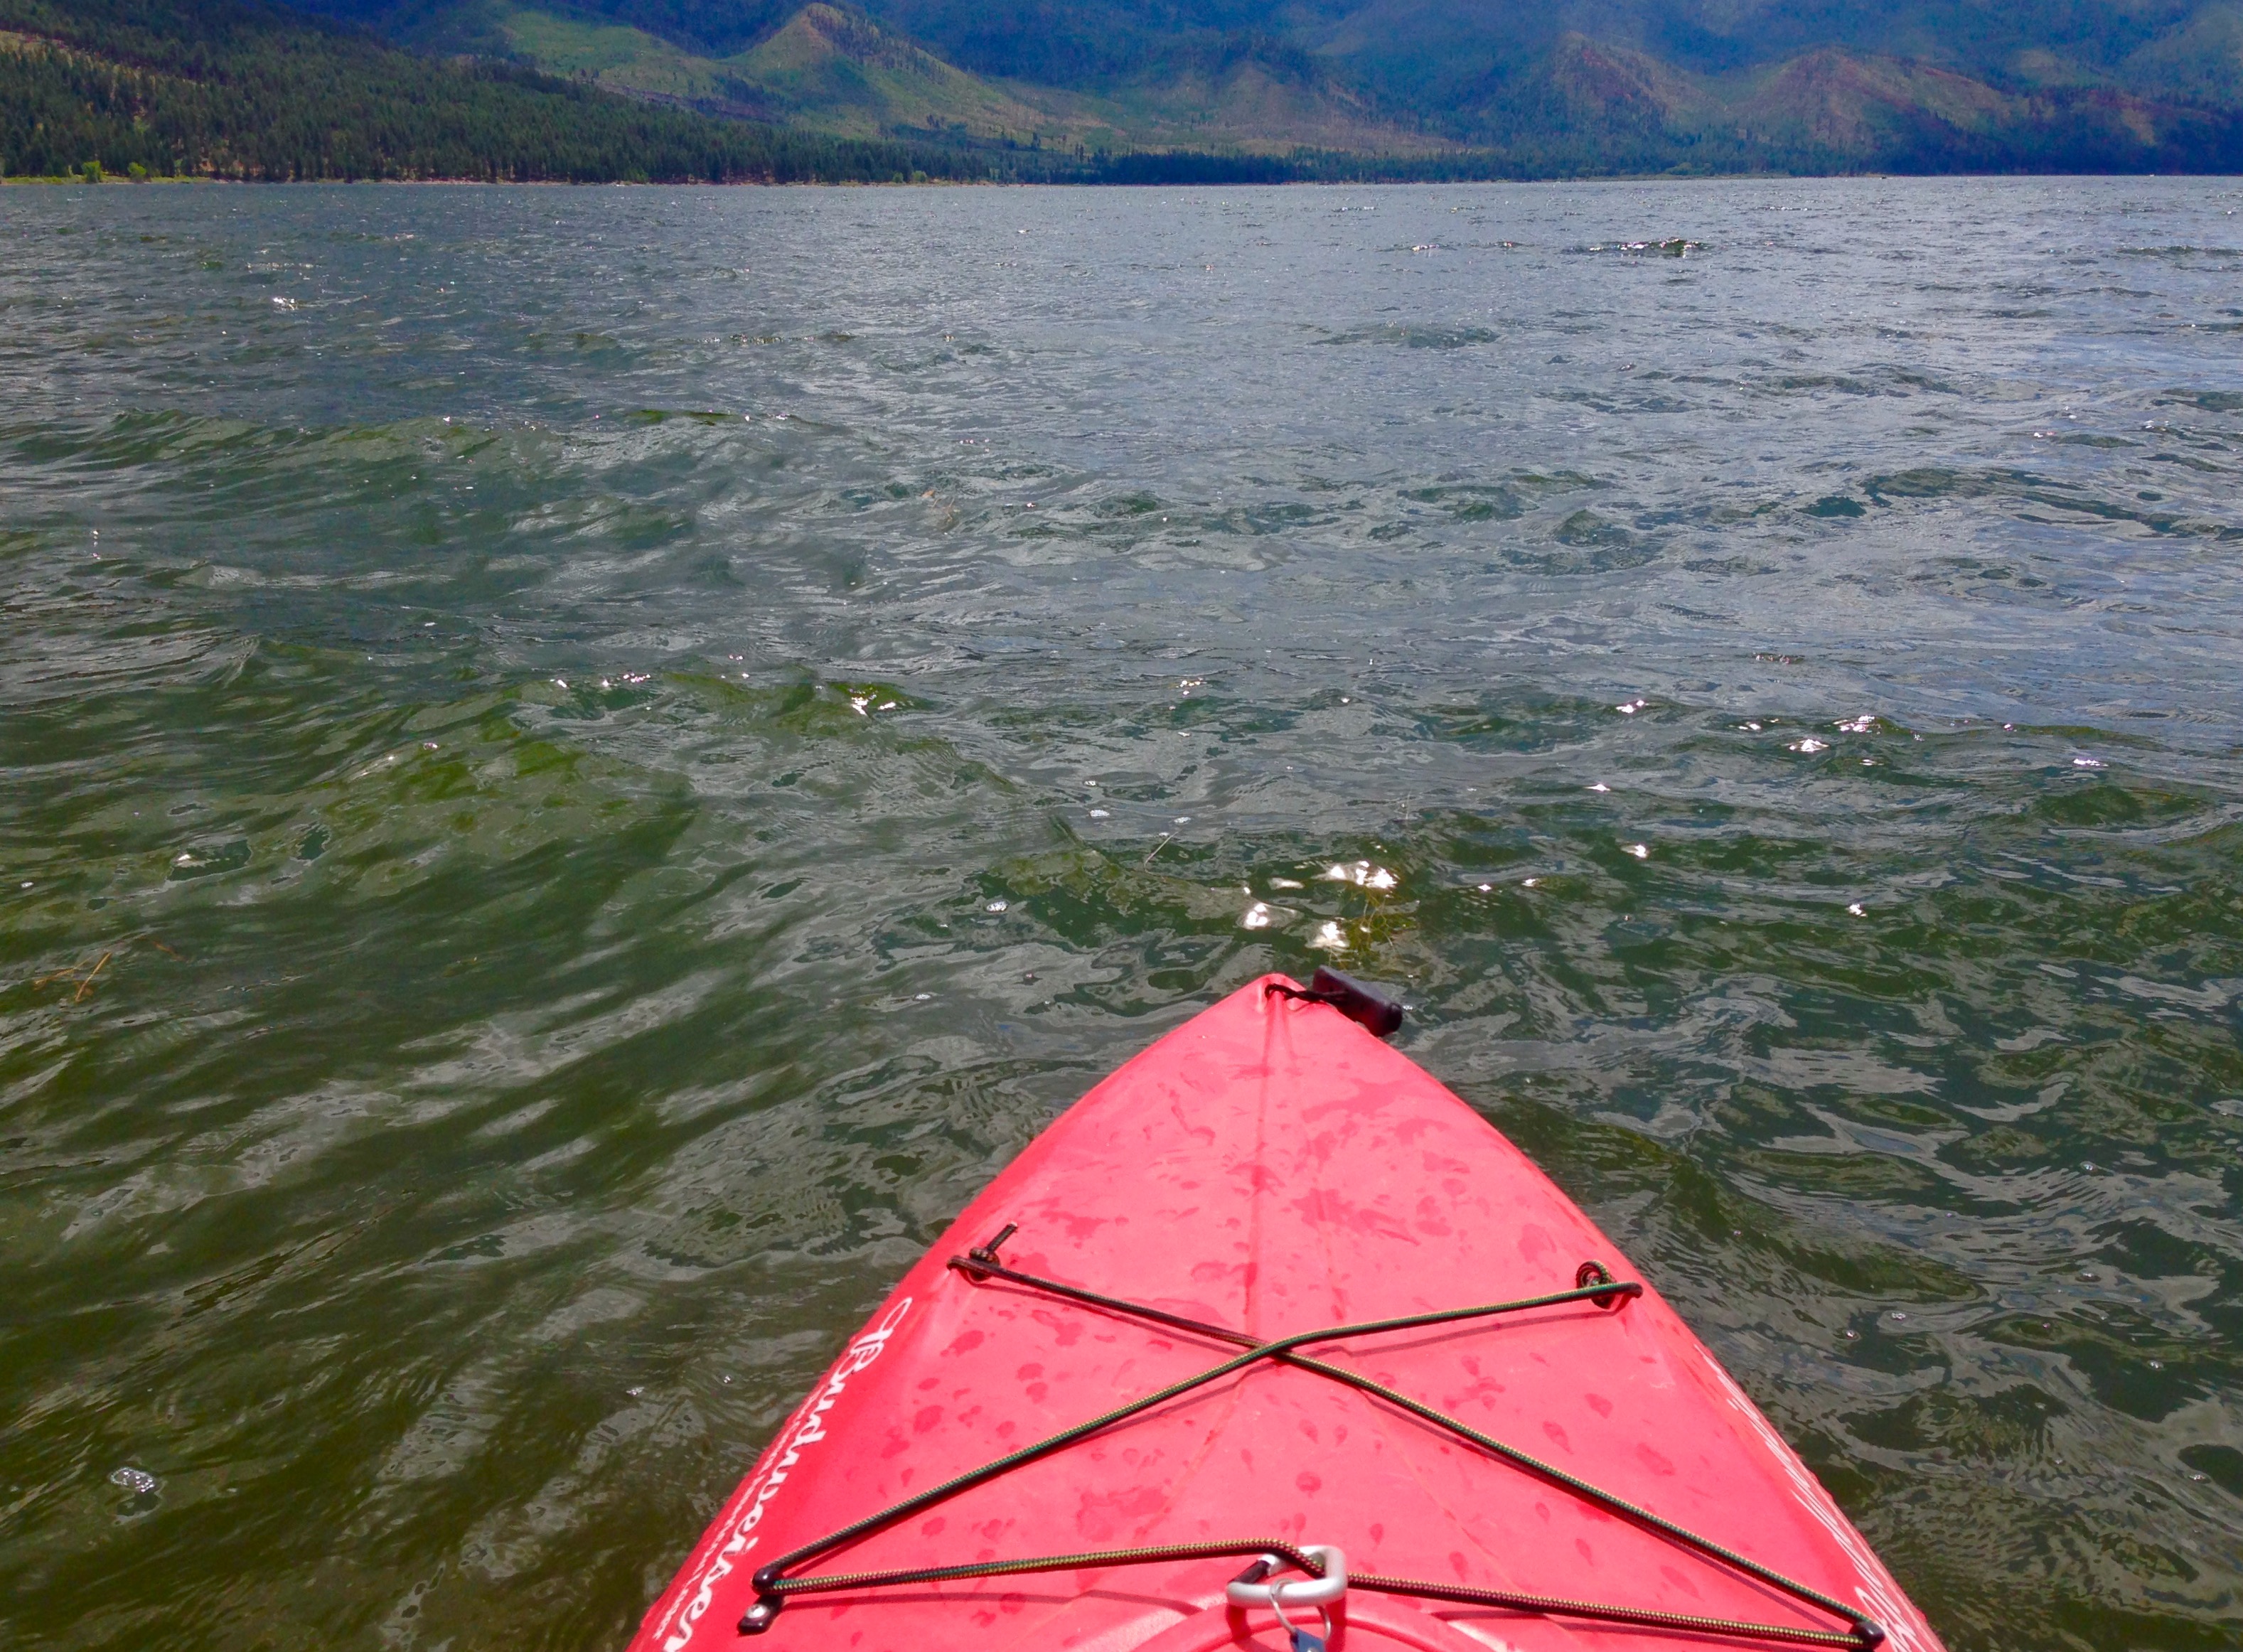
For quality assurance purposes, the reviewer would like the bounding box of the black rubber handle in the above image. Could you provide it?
[1307,966,1404,1038]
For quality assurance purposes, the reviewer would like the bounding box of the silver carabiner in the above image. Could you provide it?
[1227,1545,1346,1649]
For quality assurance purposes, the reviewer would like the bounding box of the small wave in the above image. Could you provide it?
[2157,390,2243,414]
[1399,483,1525,522]
[1567,238,1703,257]
[1806,495,1865,518]
[1747,368,1960,399]
[1314,324,1504,349]
[1861,464,2240,539]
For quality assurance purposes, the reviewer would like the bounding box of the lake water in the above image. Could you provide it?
[3,176,2240,1651]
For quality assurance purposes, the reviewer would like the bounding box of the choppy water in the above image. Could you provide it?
[4,176,2241,1652]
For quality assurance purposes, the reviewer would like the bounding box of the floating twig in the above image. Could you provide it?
[26,935,173,998]
[74,951,112,1002]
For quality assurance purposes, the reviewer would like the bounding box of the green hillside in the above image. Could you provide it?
[0,0,1019,180]
[410,0,1445,156]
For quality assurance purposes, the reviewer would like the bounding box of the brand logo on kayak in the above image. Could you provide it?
[655,1298,914,1652]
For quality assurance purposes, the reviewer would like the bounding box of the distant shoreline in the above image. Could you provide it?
[8,168,2235,187]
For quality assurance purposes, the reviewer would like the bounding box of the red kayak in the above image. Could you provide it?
[631,973,1944,1652]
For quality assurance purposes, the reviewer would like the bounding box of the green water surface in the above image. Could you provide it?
[2,178,2239,1651]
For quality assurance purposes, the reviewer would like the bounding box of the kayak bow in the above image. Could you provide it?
[631,974,1943,1652]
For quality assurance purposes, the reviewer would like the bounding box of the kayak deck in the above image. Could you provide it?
[632,975,1942,1652]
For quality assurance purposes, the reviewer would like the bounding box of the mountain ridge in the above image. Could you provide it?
[382,0,1452,155]
[287,0,2243,171]
[14,0,2243,176]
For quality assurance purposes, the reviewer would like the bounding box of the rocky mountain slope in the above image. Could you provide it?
[225,0,2243,170]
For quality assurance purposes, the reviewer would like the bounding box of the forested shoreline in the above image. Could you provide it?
[0,0,1009,182]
